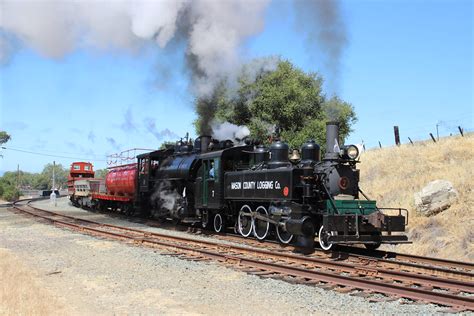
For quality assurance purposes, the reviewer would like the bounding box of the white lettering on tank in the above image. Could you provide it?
[231,182,241,190]
[243,181,255,189]
[257,181,274,189]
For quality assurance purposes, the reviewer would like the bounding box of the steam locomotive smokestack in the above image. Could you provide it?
[200,135,211,153]
[325,122,340,160]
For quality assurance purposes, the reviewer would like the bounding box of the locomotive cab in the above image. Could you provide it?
[194,144,253,231]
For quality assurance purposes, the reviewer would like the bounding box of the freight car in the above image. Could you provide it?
[69,122,409,250]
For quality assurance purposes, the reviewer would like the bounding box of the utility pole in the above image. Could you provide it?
[17,164,20,189]
[436,123,439,141]
[52,161,56,190]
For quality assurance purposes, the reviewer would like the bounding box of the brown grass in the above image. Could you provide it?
[358,133,474,262]
[0,248,67,315]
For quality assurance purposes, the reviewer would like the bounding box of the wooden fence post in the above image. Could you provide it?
[394,126,400,146]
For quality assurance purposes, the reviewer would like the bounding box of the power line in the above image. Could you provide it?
[7,145,107,158]
[1,146,107,162]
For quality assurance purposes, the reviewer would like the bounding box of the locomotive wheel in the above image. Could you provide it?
[276,224,294,244]
[238,205,253,237]
[365,243,381,251]
[213,213,224,233]
[318,226,333,251]
[124,204,134,216]
[252,206,270,240]
[365,232,382,251]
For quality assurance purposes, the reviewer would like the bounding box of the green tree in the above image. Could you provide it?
[0,131,11,158]
[0,170,21,201]
[194,58,357,150]
[0,163,68,200]
[159,141,175,150]
[0,131,10,145]
[2,186,20,201]
[33,163,68,190]
[95,168,109,179]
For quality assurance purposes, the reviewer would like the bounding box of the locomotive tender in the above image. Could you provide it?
[70,122,409,250]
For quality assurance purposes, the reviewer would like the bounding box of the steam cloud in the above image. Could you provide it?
[211,121,250,143]
[1,0,348,132]
[0,0,270,96]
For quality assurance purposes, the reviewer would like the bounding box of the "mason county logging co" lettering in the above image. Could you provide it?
[230,181,281,190]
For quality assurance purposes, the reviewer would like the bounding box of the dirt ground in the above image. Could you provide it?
[0,248,68,315]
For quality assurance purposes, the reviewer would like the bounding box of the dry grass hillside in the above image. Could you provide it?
[358,133,473,262]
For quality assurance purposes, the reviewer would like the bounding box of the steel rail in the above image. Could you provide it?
[207,231,474,281]
[336,246,474,272]
[10,202,474,311]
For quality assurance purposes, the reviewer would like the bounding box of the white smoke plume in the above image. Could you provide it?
[150,180,184,218]
[0,0,270,96]
[211,121,250,142]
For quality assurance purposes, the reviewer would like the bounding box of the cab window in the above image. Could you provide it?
[207,158,220,182]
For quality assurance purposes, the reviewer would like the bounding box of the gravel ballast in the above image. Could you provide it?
[0,197,448,315]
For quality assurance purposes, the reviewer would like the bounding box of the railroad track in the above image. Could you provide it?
[82,205,474,280]
[202,231,474,282]
[9,200,474,312]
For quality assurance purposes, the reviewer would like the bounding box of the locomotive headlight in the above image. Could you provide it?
[346,145,359,159]
[340,145,359,160]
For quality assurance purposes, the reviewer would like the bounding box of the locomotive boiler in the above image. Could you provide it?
[70,122,409,250]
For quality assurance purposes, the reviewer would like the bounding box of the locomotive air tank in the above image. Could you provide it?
[106,164,137,196]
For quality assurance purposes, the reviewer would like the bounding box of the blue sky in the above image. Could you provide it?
[0,0,472,174]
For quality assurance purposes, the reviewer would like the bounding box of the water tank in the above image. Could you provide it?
[268,141,289,169]
[106,164,137,196]
[301,140,320,165]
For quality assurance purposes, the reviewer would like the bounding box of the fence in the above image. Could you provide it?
[374,125,470,149]
[20,189,68,198]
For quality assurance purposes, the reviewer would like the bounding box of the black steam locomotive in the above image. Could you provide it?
[131,122,409,250]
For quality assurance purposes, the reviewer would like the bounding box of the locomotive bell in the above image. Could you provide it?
[289,149,301,164]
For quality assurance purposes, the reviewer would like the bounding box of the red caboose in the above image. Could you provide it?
[67,162,95,196]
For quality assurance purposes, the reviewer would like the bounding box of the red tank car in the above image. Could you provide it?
[105,163,137,197]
